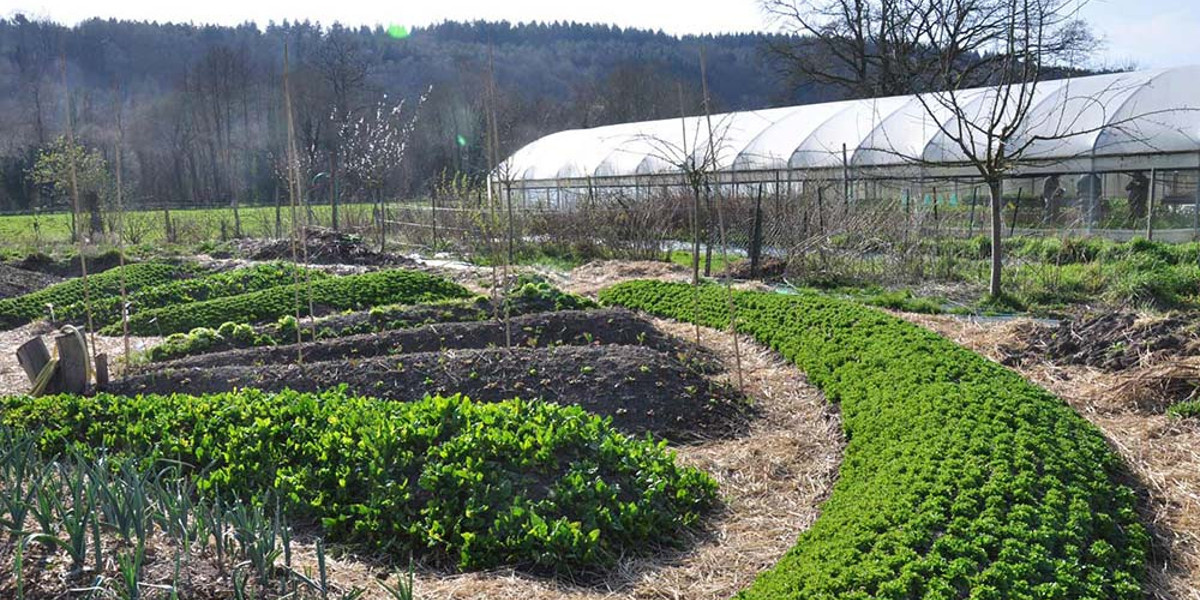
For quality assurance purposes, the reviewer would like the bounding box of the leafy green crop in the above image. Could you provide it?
[0,389,717,571]
[600,280,1148,600]
[506,274,598,312]
[1167,399,1200,419]
[0,262,189,329]
[64,262,327,327]
[112,269,473,335]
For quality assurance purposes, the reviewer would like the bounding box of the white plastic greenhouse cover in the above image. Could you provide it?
[500,65,1200,184]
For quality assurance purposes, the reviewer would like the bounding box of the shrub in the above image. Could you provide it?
[600,280,1148,599]
[68,262,326,327]
[0,389,717,571]
[112,269,473,335]
[0,262,188,329]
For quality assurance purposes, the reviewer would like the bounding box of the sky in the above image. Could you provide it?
[2,0,1197,69]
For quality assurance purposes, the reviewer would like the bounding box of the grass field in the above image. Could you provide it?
[0,202,390,252]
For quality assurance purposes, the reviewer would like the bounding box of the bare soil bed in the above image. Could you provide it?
[903,312,1200,600]
[108,344,748,441]
[0,264,62,298]
[8,251,126,278]
[150,309,689,370]
[236,227,416,266]
[1003,311,1198,371]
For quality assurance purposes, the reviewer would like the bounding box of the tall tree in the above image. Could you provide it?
[316,26,371,230]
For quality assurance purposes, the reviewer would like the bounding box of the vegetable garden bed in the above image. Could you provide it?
[0,390,717,575]
[109,343,748,441]
[146,308,684,370]
[114,268,473,335]
[601,280,1149,599]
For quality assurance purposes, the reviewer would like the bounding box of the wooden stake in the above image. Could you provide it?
[700,46,743,391]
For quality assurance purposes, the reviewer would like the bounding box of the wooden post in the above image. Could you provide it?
[94,353,109,387]
[16,338,50,383]
[55,329,90,395]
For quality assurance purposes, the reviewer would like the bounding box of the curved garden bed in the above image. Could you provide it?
[600,281,1148,599]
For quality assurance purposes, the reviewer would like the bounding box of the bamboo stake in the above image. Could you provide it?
[485,42,512,350]
[282,43,304,363]
[700,47,743,390]
[61,53,98,371]
[679,82,701,349]
[114,87,131,371]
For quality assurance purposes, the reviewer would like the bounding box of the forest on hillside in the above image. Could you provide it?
[0,16,808,214]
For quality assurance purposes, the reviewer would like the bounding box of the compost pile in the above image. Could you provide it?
[238,227,415,266]
[721,257,788,281]
[1002,312,1197,371]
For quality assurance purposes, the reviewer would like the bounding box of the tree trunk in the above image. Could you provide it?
[691,184,701,285]
[988,178,1004,298]
[330,152,340,231]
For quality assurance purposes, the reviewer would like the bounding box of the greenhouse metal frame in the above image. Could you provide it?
[497,65,1200,239]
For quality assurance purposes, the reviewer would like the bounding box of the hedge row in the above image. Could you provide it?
[65,262,326,327]
[0,389,717,570]
[0,262,189,329]
[111,269,473,335]
[600,281,1148,600]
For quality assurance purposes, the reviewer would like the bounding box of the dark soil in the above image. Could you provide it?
[107,344,750,441]
[9,251,125,278]
[272,292,591,340]
[1002,312,1198,370]
[154,309,688,370]
[237,227,416,266]
[0,264,62,298]
[720,257,788,281]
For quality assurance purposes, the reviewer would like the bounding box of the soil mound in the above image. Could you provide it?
[107,344,749,441]
[1002,312,1197,371]
[10,251,125,278]
[154,309,687,369]
[567,260,690,297]
[0,264,62,299]
[720,257,788,281]
[237,227,415,266]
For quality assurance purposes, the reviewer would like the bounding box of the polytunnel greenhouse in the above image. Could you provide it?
[498,65,1200,239]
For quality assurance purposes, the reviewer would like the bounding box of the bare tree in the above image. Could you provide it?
[342,91,428,251]
[767,0,1100,297]
[762,0,1096,99]
[316,27,371,231]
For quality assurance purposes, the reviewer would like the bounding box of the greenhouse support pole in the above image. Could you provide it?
[968,186,978,237]
[1194,156,1200,243]
[1147,168,1156,241]
[842,143,850,210]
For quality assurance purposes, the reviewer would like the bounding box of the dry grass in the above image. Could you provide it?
[564,261,690,298]
[902,312,1200,600]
